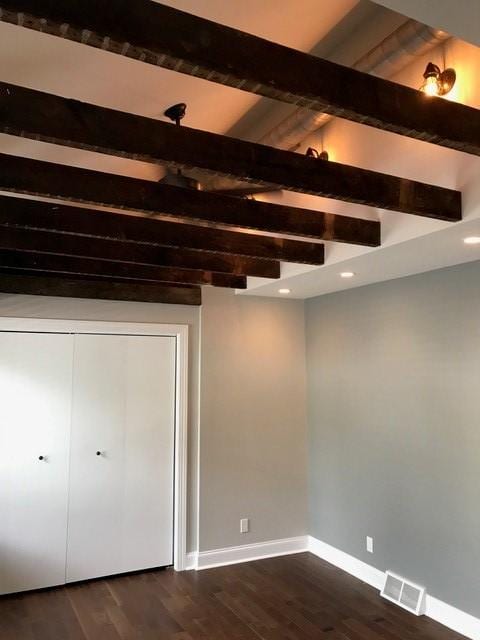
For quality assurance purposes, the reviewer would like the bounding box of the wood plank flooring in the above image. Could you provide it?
[0,552,467,640]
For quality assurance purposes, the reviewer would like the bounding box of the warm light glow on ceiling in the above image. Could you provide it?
[340,271,355,278]
[464,236,480,245]
[278,288,291,294]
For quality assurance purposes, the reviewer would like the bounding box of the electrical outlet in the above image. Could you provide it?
[366,536,374,553]
[240,518,249,534]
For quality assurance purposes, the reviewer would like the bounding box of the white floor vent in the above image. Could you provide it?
[381,571,426,615]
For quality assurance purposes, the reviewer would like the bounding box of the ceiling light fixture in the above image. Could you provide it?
[160,103,201,190]
[340,271,355,278]
[306,147,329,161]
[164,102,187,126]
[420,62,456,97]
[464,236,480,245]
[278,288,291,294]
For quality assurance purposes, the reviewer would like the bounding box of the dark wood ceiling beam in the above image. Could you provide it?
[0,225,281,279]
[0,193,325,265]
[0,248,246,288]
[0,149,380,246]
[0,83,461,222]
[0,2,478,156]
[0,272,202,305]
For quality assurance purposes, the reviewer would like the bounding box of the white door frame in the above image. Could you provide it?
[0,317,189,572]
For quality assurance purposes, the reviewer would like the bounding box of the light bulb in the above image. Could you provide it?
[421,75,440,97]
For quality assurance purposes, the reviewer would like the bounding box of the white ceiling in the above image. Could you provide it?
[0,0,479,301]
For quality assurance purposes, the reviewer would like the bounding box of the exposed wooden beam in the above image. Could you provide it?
[0,148,380,247]
[0,248,247,288]
[0,225,281,279]
[0,192,325,265]
[0,272,202,305]
[0,2,478,156]
[0,83,461,222]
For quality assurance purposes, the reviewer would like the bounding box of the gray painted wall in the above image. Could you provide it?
[306,260,480,618]
[199,287,308,551]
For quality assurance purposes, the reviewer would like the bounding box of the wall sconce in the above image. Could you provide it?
[306,147,329,161]
[420,62,456,97]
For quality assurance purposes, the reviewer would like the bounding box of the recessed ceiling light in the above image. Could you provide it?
[340,271,355,278]
[464,236,480,245]
[278,288,291,294]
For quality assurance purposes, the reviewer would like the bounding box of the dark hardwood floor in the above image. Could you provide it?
[0,552,466,640]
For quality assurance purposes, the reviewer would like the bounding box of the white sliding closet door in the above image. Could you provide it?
[66,334,176,582]
[0,332,73,595]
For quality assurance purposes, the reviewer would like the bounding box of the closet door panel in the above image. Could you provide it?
[66,335,125,582]
[122,336,175,571]
[66,334,175,582]
[0,332,73,594]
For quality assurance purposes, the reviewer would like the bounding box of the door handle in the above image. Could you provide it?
[38,455,46,461]
[96,451,103,456]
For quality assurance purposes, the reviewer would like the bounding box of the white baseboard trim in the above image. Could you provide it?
[307,536,384,590]
[184,552,198,571]
[426,595,480,640]
[195,535,308,570]
[307,535,480,640]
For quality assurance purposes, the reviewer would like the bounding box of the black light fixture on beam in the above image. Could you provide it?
[160,103,201,190]
[160,103,283,198]
[420,62,456,97]
[164,102,187,125]
[306,147,329,161]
